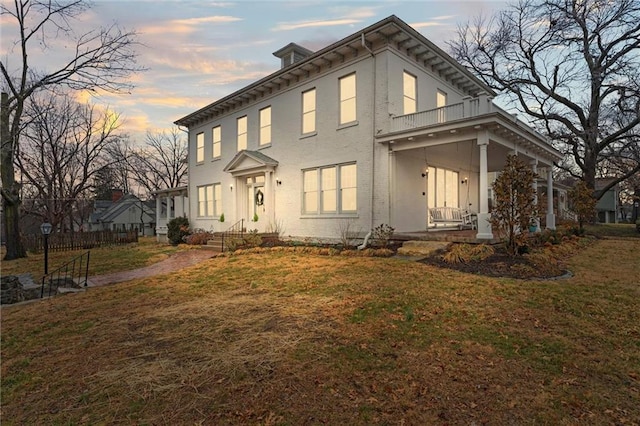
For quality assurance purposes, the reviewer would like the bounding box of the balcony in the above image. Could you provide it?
[390,95,493,133]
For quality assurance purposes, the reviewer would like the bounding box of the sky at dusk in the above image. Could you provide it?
[1,0,507,142]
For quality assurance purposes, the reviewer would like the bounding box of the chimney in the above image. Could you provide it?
[272,43,314,69]
[112,189,124,203]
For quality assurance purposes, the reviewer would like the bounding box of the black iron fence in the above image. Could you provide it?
[41,251,91,298]
[24,230,138,253]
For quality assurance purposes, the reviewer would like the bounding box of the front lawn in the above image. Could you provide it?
[1,237,182,279]
[1,237,639,424]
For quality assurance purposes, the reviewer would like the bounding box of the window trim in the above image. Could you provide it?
[196,132,204,164]
[302,162,357,216]
[212,125,221,159]
[339,73,357,125]
[197,183,222,218]
[259,106,271,146]
[403,71,417,115]
[237,115,247,151]
[302,88,316,135]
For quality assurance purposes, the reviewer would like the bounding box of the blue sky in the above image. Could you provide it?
[1,0,507,141]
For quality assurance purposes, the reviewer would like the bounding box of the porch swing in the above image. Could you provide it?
[425,147,477,231]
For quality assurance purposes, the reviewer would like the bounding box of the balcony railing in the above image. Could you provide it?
[391,95,493,133]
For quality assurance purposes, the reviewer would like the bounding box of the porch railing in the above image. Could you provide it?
[41,251,91,298]
[391,95,493,132]
[221,219,245,252]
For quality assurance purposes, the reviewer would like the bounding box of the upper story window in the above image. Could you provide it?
[237,116,247,151]
[403,71,417,114]
[436,89,448,123]
[302,88,316,134]
[196,132,204,164]
[197,183,222,217]
[339,73,356,125]
[259,106,271,146]
[303,163,357,215]
[212,126,221,159]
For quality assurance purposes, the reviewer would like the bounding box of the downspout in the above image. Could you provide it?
[359,33,376,250]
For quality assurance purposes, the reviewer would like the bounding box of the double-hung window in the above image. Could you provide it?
[237,116,247,151]
[302,88,316,134]
[196,132,204,163]
[436,89,447,123]
[303,163,357,214]
[403,71,417,114]
[212,126,221,159]
[339,74,356,125]
[259,107,271,146]
[197,183,222,217]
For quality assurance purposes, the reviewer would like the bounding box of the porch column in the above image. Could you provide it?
[546,168,556,230]
[476,131,493,239]
[155,196,162,241]
[531,160,540,232]
[174,195,185,218]
[265,171,274,230]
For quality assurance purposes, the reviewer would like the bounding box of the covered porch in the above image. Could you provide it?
[379,94,562,240]
[152,186,189,243]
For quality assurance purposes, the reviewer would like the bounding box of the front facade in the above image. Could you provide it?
[170,15,562,242]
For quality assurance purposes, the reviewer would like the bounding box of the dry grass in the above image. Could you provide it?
[0,237,182,279]
[2,238,639,425]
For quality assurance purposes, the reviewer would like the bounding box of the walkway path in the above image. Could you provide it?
[87,249,215,287]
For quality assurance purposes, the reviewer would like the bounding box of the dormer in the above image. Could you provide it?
[272,42,314,69]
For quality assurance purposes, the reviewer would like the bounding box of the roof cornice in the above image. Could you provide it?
[175,15,494,128]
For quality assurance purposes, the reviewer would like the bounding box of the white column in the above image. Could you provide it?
[531,160,540,232]
[174,195,184,217]
[476,131,493,239]
[546,168,556,230]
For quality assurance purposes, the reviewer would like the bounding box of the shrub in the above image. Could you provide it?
[184,229,213,245]
[568,180,597,233]
[243,229,262,248]
[370,224,395,248]
[167,217,190,245]
[636,219,640,233]
[490,155,538,256]
[219,213,225,223]
[335,219,361,248]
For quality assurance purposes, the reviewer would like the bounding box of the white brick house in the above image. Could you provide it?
[159,15,562,242]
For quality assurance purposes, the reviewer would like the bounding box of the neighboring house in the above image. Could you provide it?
[159,15,562,242]
[87,194,156,236]
[595,178,620,224]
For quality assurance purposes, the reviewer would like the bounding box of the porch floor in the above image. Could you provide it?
[394,228,500,244]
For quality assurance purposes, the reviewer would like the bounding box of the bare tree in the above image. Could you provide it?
[1,0,143,259]
[449,0,640,198]
[17,91,125,231]
[126,127,188,197]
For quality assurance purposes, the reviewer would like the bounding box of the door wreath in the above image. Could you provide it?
[255,189,264,206]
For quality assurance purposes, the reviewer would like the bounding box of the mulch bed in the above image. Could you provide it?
[419,246,569,280]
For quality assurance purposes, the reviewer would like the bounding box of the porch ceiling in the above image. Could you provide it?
[381,113,561,168]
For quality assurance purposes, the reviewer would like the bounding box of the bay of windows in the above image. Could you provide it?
[197,183,222,217]
[303,163,357,214]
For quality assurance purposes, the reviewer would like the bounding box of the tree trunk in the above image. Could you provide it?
[1,92,27,260]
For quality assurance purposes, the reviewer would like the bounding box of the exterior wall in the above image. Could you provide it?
[187,54,377,240]
[385,48,467,120]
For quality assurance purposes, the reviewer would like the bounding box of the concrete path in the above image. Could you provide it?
[87,249,215,287]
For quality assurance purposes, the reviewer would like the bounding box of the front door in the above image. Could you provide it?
[245,175,265,226]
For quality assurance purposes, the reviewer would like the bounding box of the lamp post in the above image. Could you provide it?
[40,222,52,275]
